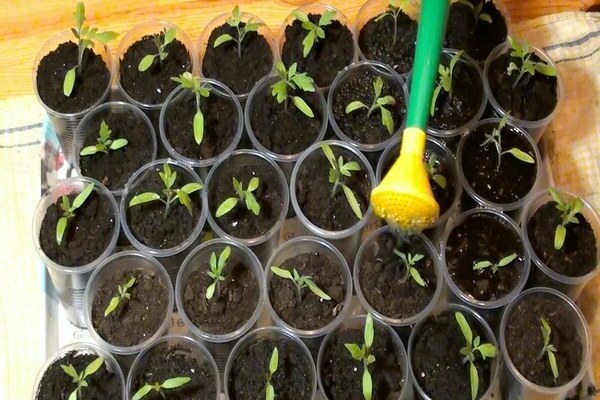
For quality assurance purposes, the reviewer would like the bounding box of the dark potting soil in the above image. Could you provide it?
[412,311,493,400]
[79,111,154,191]
[429,54,483,131]
[126,167,202,249]
[445,0,508,62]
[250,85,323,155]
[119,34,192,105]
[130,342,216,400]
[488,52,558,121]
[39,191,115,267]
[202,23,274,95]
[36,42,110,113]
[35,350,121,400]
[296,150,371,231]
[321,324,404,400]
[281,14,354,88]
[228,337,313,400]
[445,213,525,301]
[165,91,239,161]
[358,10,417,75]
[528,202,598,277]
[91,269,168,347]
[505,293,583,387]
[269,251,346,330]
[183,252,259,335]
[359,232,436,319]
[208,159,284,239]
[461,124,537,204]
[332,69,406,145]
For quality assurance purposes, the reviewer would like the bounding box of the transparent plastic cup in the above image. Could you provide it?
[224,326,318,400]
[408,303,501,400]
[317,314,412,400]
[484,41,563,144]
[72,101,157,197]
[205,150,289,264]
[32,342,126,400]
[83,251,174,356]
[126,335,220,400]
[33,177,120,327]
[521,189,600,299]
[499,287,591,400]
[33,30,113,162]
[175,239,265,370]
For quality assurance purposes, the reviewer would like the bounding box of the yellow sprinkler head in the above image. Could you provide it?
[371,128,439,230]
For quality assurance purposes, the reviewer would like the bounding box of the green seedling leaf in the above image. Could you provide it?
[56,217,68,246]
[269,347,279,374]
[271,266,294,280]
[363,368,373,400]
[132,385,153,400]
[342,184,363,220]
[129,192,161,207]
[109,138,128,150]
[266,384,275,400]
[193,111,204,145]
[271,266,331,301]
[214,34,234,48]
[345,343,363,360]
[72,183,94,209]
[364,313,374,348]
[469,362,479,400]
[216,197,238,218]
[162,377,191,389]
[292,96,314,117]
[540,317,559,380]
[104,296,120,317]
[505,148,535,164]
[176,190,193,216]
[63,67,77,97]
[61,364,79,381]
[138,54,156,72]
[346,101,368,114]
[306,280,332,301]
[455,312,473,348]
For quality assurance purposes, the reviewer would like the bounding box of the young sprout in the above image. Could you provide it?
[455,311,497,400]
[430,50,464,117]
[214,6,265,58]
[392,250,426,287]
[375,0,413,44]
[63,2,119,97]
[320,143,364,220]
[271,62,316,117]
[270,265,332,301]
[265,347,279,400]
[132,377,191,400]
[549,188,583,251]
[457,0,492,24]
[171,72,211,145]
[56,182,95,246]
[205,246,231,300]
[473,253,517,274]
[60,356,104,400]
[480,115,535,171]
[344,313,376,400]
[104,276,136,317]
[345,76,396,134]
[128,163,203,218]
[137,28,177,72]
[292,9,337,58]
[80,120,128,156]
[425,153,447,190]
[539,317,559,381]
[215,177,261,218]
[507,36,557,89]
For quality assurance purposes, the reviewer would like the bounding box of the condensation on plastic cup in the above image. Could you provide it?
[32,176,121,328]
[83,251,174,356]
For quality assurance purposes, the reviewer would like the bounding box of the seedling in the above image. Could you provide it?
[171,72,211,145]
[345,76,396,134]
[137,28,177,72]
[430,50,463,117]
[56,182,95,246]
[215,177,261,218]
[63,2,118,97]
[539,317,559,381]
[344,313,376,400]
[60,356,104,400]
[293,9,337,58]
[480,115,535,171]
[132,377,191,400]
[80,120,128,156]
[128,163,203,218]
[455,311,497,400]
[425,153,447,190]
[392,250,426,287]
[320,143,364,220]
[213,6,265,58]
[265,347,279,400]
[375,0,413,44]
[270,265,332,301]
[205,246,231,300]
[271,62,316,117]
[104,276,136,317]
[549,188,583,250]
[507,36,557,89]
[457,0,492,24]
[473,253,517,274]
